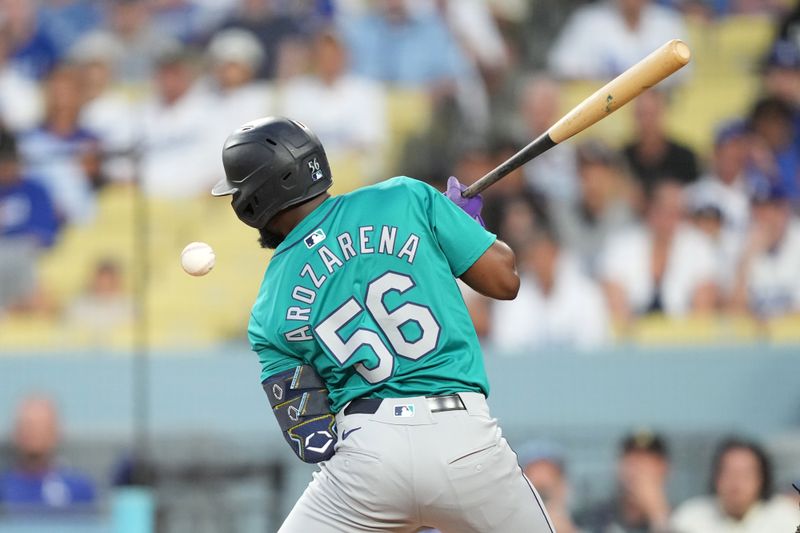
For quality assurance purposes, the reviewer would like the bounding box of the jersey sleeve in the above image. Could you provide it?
[408,178,497,277]
[248,312,304,381]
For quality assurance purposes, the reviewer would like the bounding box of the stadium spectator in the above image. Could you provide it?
[139,43,220,198]
[340,0,472,90]
[748,96,800,204]
[671,437,800,532]
[464,154,545,340]
[280,30,387,182]
[435,0,509,77]
[272,34,312,84]
[773,1,800,44]
[599,180,718,323]
[106,0,175,86]
[687,121,754,234]
[149,0,216,45]
[547,0,688,82]
[761,40,800,155]
[0,128,57,315]
[218,0,305,79]
[577,430,672,533]
[39,0,105,53]
[342,0,491,139]
[67,258,133,330]
[491,192,545,253]
[489,227,611,353]
[206,29,273,165]
[0,27,42,133]
[71,31,139,183]
[550,140,636,273]
[0,0,61,80]
[0,395,96,511]
[729,179,800,318]
[518,74,579,202]
[0,128,57,247]
[686,186,741,301]
[16,63,101,224]
[451,145,495,189]
[622,89,699,194]
[518,440,580,533]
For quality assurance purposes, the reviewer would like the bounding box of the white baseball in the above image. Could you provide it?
[181,242,215,276]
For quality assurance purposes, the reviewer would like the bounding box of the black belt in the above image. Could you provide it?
[343,394,466,416]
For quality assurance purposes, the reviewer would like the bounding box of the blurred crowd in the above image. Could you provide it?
[0,0,799,350]
[517,430,800,533]
[2,394,799,532]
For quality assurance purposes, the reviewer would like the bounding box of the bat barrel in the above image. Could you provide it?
[462,39,691,199]
[548,39,691,144]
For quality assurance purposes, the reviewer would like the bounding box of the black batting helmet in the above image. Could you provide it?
[211,116,333,228]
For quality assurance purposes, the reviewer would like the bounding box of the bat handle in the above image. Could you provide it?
[461,166,507,199]
[462,133,556,198]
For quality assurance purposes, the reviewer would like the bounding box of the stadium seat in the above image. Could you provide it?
[630,315,760,345]
[385,89,433,170]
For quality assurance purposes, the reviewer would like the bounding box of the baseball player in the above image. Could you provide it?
[212,116,555,533]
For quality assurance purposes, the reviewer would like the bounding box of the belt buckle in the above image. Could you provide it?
[428,394,464,413]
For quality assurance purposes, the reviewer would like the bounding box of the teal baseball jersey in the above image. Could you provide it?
[248,177,497,413]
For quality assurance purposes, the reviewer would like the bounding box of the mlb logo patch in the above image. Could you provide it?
[394,404,415,417]
[308,158,325,181]
[304,229,326,249]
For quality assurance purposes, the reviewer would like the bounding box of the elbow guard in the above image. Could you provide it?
[262,365,337,463]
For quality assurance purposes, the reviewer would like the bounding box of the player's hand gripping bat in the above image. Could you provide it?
[462,39,691,198]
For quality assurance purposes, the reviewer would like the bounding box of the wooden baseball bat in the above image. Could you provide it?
[463,39,691,198]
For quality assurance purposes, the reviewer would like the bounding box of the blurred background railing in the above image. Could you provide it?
[2,347,799,532]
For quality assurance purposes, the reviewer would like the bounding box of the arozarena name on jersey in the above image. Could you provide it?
[283,225,420,343]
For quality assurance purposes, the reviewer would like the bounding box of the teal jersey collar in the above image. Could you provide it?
[273,197,341,257]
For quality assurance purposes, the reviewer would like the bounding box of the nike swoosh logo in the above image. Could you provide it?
[342,427,362,441]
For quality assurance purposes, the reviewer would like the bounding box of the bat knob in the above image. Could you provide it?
[671,39,691,65]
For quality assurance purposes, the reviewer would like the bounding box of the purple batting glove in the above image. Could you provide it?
[445,176,485,227]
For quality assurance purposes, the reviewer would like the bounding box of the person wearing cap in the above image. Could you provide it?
[577,430,674,533]
[685,183,741,301]
[761,39,800,155]
[671,437,800,533]
[748,96,800,205]
[729,178,800,318]
[688,120,754,235]
[518,440,581,533]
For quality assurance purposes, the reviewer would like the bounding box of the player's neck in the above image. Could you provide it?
[273,193,331,237]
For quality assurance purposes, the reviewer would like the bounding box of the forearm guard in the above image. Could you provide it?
[262,365,337,463]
